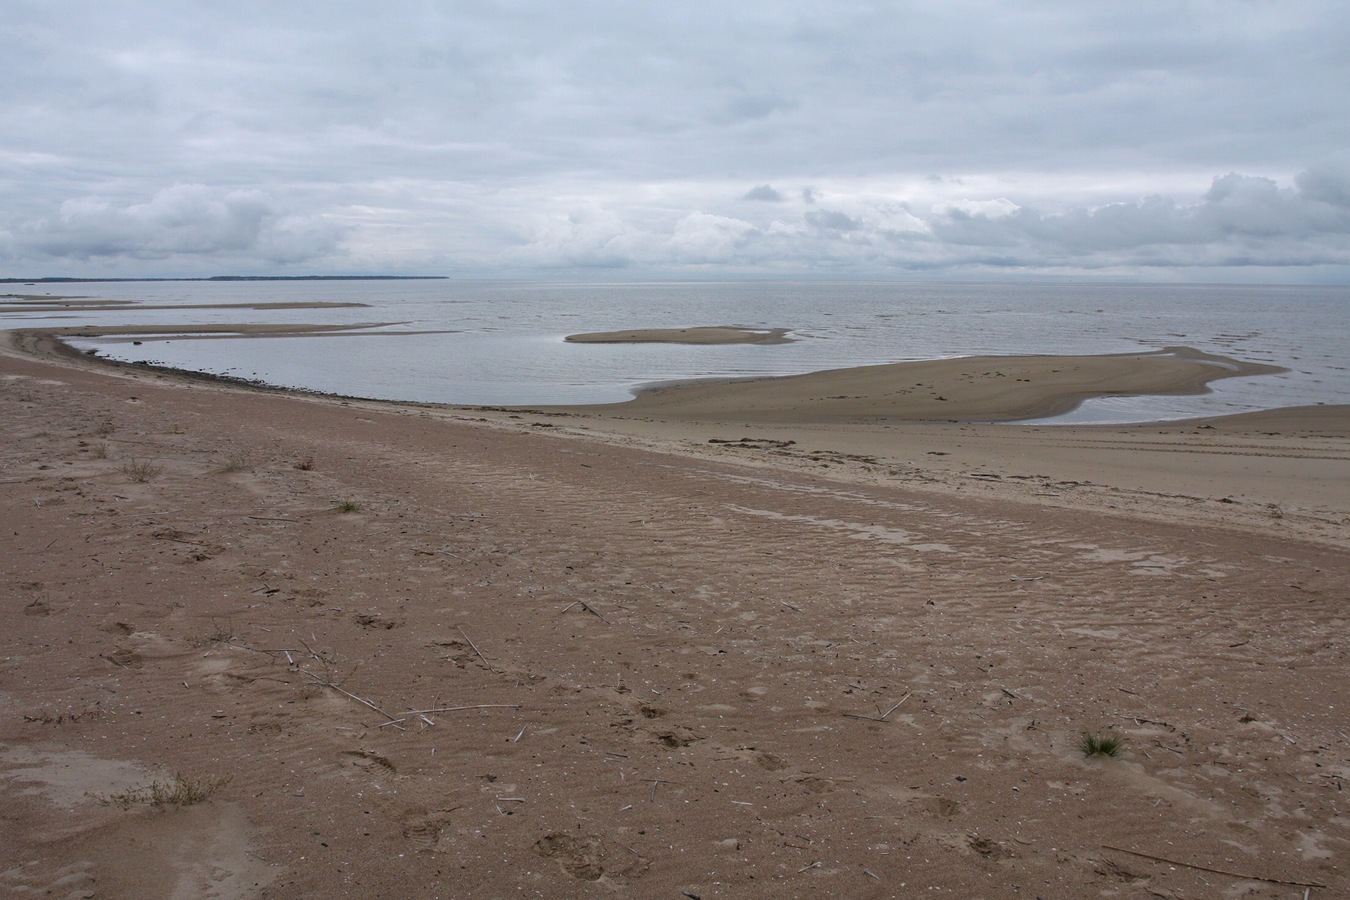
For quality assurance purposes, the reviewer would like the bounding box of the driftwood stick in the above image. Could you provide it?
[647,778,682,800]
[879,694,911,719]
[1101,845,1326,888]
[845,693,911,721]
[401,704,522,715]
[580,600,610,624]
[304,670,400,721]
[458,626,497,673]
[297,638,324,661]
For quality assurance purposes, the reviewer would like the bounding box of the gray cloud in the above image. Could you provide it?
[2,2,1348,279]
[805,210,862,233]
[13,185,343,267]
[743,184,786,202]
[498,163,1350,276]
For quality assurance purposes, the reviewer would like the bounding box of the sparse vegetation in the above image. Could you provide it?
[121,459,162,483]
[334,500,362,513]
[295,456,315,471]
[187,621,236,648]
[1079,731,1124,758]
[92,771,232,808]
[91,442,109,459]
[219,450,252,473]
[94,420,115,437]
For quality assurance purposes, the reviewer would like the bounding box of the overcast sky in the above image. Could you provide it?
[4,1,1349,281]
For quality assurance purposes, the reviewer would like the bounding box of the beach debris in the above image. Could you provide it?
[843,693,910,722]
[303,670,401,723]
[457,625,497,672]
[1101,845,1326,888]
[647,778,682,800]
[560,599,611,623]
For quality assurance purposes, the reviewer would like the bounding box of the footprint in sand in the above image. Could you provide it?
[401,809,462,852]
[340,749,397,776]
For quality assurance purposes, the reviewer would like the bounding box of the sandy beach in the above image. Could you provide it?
[2,327,1347,898]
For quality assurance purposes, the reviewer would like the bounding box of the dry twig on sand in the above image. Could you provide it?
[457,625,497,673]
[377,703,523,728]
[303,670,400,724]
[843,693,911,721]
[1101,845,1326,888]
[560,599,611,623]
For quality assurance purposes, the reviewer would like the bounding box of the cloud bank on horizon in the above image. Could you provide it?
[3,1,1349,282]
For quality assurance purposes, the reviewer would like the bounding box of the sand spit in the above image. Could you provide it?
[2,330,1348,898]
[566,325,796,344]
[548,346,1287,424]
[0,299,370,313]
[15,324,455,347]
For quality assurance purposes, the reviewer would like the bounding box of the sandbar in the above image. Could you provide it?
[543,346,1285,423]
[0,299,369,313]
[13,323,453,348]
[565,325,796,344]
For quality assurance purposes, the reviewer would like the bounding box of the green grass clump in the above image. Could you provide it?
[333,500,362,514]
[1079,731,1124,758]
[94,772,232,808]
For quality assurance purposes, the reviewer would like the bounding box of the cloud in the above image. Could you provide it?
[2,3,1348,279]
[492,164,1350,276]
[14,184,343,267]
[805,210,861,233]
[1295,159,1350,209]
[743,184,785,202]
[717,91,796,124]
[935,198,1020,219]
[508,205,645,269]
[924,169,1350,269]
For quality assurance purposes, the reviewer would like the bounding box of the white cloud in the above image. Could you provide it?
[667,213,760,264]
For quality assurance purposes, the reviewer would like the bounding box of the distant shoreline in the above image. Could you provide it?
[0,275,448,284]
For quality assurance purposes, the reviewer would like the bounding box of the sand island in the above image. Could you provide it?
[565,325,796,344]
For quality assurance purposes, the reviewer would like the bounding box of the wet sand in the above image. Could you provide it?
[2,327,1347,898]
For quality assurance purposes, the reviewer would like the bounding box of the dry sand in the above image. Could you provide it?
[2,328,1348,898]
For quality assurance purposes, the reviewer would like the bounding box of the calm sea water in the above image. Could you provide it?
[6,279,1348,423]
